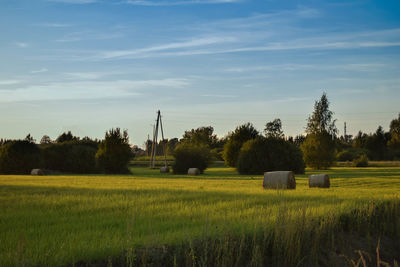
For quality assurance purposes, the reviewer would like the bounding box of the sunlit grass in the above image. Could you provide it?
[0,167,399,266]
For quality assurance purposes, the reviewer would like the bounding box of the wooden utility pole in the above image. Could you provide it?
[149,110,168,169]
[146,134,150,157]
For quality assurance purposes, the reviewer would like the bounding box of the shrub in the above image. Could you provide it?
[237,137,305,175]
[336,148,369,162]
[301,132,335,169]
[172,143,211,174]
[96,128,133,173]
[0,140,41,174]
[223,139,242,167]
[223,123,259,167]
[353,154,369,167]
[41,141,98,173]
[336,150,354,161]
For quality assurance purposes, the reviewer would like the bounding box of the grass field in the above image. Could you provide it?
[0,166,399,266]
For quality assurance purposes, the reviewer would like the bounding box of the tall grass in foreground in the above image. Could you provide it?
[0,167,399,266]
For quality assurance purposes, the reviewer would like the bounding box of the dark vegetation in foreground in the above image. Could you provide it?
[76,200,400,267]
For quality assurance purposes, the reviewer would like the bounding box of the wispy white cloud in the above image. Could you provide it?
[31,68,49,74]
[64,72,104,80]
[0,80,22,85]
[124,0,243,6]
[42,32,400,62]
[74,7,399,61]
[15,42,29,48]
[341,63,386,72]
[35,23,72,27]
[224,64,315,72]
[47,0,97,4]
[98,36,236,59]
[295,5,321,18]
[201,94,238,98]
[271,97,310,103]
[55,31,123,42]
[63,72,120,80]
[224,63,387,73]
[28,7,400,64]
[153,40,400,58]
[47,0,241,4]
[0,78,189,102]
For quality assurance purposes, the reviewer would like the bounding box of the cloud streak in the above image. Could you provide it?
[47,0,97,4]
[224,63,387,73]
[98,36,236,59]
[0,78,189,102]
[31,68,49,74]
[124,0,243,6]
[48,0,242,4]
[35,23,72,27]
[55,31,124,42]
[91,38,400,60]
[0,80,22,85]
[15,42,29,48]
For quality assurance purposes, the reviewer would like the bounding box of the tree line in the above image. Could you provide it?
[146,93,400,173]
[1,93,399,175]
[0,128,132,174]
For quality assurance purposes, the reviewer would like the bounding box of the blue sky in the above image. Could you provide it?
[1,0,399,146]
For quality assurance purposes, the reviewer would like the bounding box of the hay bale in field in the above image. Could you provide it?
[309,174,330,188]
[188,168,200,175]
[160,166,170,173]
[31,169,44,176]
[263,171,296,189]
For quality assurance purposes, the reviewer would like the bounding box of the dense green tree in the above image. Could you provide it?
[0,140,41,174]
[172,143,211,174]
[389,113,400,136]
[237,136,305,175]
[364,126,389,160]
[353,131,368,149]
[56,131,78,143]
[167,138,179,155]
[287,135,306,147]
[25,134,36,143]
[306,93,337,136]
[264,118,284,138]
[95,128,133,173]
[223,123,259,167]
[301,132,335,169]
[181,126,217,148]
[40,135,52,144]
[388,113,400,158]
[41,140,98,173]
[302,93,337,169]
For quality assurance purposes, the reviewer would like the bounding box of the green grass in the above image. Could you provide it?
[0,167,399,266]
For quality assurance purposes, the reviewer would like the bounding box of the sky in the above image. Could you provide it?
[0,0,399,146]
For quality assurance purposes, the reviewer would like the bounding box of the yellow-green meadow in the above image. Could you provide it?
[1,166,399,266]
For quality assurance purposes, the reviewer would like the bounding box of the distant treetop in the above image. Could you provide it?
[306,93,337,137]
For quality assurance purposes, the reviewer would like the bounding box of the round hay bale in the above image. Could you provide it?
[188,168,200,175]
[160,166,170,173]
[31,169,44,176]
[263,171,296,189]
[309,174,330,188]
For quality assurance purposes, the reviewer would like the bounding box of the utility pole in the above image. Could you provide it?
[344,122,347,142]
[146,134,150,157]
[149,110,168,170]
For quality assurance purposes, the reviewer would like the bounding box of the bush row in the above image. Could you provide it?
[172,143,211,174]
[41,141,98,173]
[237,137,305,175]
[171,136,305,175]
[0,128,133,174]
